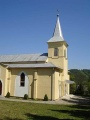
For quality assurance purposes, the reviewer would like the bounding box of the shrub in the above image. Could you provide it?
[24,94,28,100]
[44,94,48,101]
[70,83,76,94]
[6,92,10,98]
[75,84,84,95]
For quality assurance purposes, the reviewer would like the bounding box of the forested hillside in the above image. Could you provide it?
[69,69,90,95]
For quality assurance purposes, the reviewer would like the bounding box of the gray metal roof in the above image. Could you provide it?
[5,63,60,69]
[47,36,63,42]
[47,14,64,42]
[0,53,48,63]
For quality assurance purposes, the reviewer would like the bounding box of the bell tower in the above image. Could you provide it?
[47,14,69,80]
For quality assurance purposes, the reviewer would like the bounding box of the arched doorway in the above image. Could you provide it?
[0,81,2,95]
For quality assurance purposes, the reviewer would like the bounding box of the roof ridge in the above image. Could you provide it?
[0,53,48,56]
[0,53,48,62]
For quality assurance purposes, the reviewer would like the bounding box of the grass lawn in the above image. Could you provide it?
[0,100,90,120]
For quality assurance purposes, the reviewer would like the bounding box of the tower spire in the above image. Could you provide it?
[53,13,64,39]
[47,14,64,42]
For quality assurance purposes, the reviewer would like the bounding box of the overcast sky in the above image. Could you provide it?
[0,0,90,69]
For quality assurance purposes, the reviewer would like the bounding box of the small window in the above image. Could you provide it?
[64,49,67,58]
[64,50,66,57]
[54,48,58,56]
[20,73,25,87]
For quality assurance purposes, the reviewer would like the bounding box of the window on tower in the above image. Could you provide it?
[64,49,67,58]
[54,48,58,56]
[64,49,66,57]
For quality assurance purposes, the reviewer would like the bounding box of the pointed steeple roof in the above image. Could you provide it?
[53,14,64,39]
[47,14,64,42]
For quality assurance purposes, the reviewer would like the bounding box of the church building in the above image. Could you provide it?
[0,14,71,100]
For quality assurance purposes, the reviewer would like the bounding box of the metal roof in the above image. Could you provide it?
[47,36,63,42]
[0,53,48,63]
[5,63,61,69]
[47,14,64,42]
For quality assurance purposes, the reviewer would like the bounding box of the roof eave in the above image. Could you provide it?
[7,66,61,69]
[47,40,68,47]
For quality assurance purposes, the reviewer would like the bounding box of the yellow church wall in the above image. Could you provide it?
[9,68,34,97]
[0,65,8,96]
[54,71,68,98]
[8,69,11,93]
[54,71,60,99]
[48,42,64,58]
[5,69,9,95]
[37,68,52,100]
[8,68,54,100]
[61,81,65,96]
[48,55,69,80]
[48,42,67,70]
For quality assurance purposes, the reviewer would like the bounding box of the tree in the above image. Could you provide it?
[87,82,90,94]
[75,84,84,95]
[69,69,90,95]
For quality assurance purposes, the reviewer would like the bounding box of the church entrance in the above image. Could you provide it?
[0,81,2,95]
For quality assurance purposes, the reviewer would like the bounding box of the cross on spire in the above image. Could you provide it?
[57,9,59,16]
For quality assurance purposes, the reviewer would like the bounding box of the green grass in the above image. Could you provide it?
[0,100,90,120]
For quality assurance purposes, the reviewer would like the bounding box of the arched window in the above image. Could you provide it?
[54,48,58,56]
[20,73,25,87]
